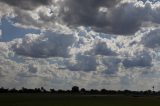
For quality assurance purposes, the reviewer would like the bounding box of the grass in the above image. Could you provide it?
[0,93,160,106]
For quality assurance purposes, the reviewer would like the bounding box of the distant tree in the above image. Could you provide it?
[152,86,155,92]
[21,87,27,93]
[50,89,55,93]
[34,88,41,93]
[0,87,9,93]
[41,87,46,93]
[101,89,107,94]
[90,89,99,94]
[80,88,86,93]
[9,88,17,93]
[72,86,79,93]
[57,89,65,93]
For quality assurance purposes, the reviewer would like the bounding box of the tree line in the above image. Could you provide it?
[0,86,159,96]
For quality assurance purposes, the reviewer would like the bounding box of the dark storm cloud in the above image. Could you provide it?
[0,0,52,10]
[2,0,160,35]
[57,0,160,35]
[58,0,149,35]
[59,0,122,34]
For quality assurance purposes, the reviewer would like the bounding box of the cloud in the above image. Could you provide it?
[0,41,122,89]
[123,51,152,68]
[0,0,52,10]
[66,54,97,72]
[12,32,77,58]
[2,0,160,35]
[0,27,158,90]
[0,2,13,18]
[0,29,2,38]
[57,0,160,35]
[57,1,160,35]
[101,57,121,74]
[58,0,124,34]
[142,28,160,48]
[88,40,117,56]
[59,0,120,26]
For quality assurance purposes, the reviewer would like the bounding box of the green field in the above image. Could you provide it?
[0,94,160,106]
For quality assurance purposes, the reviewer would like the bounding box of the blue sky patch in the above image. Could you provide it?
[0,18,41,42]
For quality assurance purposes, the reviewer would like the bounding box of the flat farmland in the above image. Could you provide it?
[0,94,160,106]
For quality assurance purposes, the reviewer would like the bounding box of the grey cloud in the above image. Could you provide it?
[142,29,160,48]
[102,57,121,74]
[123,52,152,68]
[0,2,13,18]
[12,32,77,58]
[59,0,121,34]
[88,40,117,56]
[28,65,38,73]
[67,54,97,72]
[66,39,118,72]
[93,41,117,56]
[59,0,160,35]
[107,3,144,35]
[3,0,160,35]
[139,0,160,2]
[66,54,121,73]
[0,0,52,10]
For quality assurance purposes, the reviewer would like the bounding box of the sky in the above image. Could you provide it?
[0,0,160,91]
